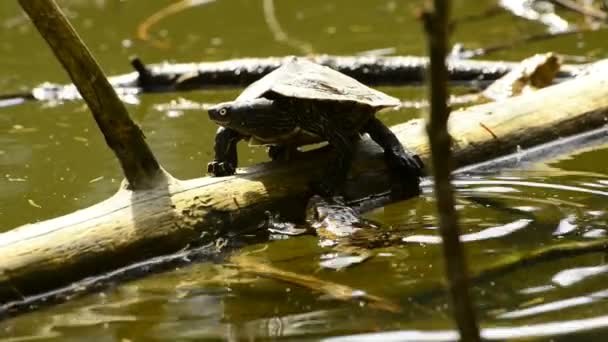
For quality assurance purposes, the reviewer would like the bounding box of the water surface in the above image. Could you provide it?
[1,0,608,340]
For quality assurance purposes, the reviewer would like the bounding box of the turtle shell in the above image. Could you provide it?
[236,59,400,108]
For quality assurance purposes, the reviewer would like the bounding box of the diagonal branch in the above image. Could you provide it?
[18,0,165,190]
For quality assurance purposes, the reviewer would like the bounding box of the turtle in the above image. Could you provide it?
[206,58,423,197]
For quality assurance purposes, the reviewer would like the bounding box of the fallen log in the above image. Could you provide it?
[130,55,584,90]
[0,55,586,106]
[0,60,607,308]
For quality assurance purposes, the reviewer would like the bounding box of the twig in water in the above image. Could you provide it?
[452,26,603,59]
[549,0,607,21]
[137,0,217,49]
[262,0,313,55]
[229,254,401,313]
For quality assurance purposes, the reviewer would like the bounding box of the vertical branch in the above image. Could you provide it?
[421,0,481,340]
[18,0,165,190]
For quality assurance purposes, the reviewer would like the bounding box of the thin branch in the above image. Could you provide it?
[422,0,481,340]
[18,0,165,190]
[136,0,217,49]
[549,0,607,21]
[452,26,604,59]
[262,0,313,54]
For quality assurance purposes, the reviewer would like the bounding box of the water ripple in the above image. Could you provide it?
[403,219,532,244]
[453,179,608,197]
[497,289,608,319]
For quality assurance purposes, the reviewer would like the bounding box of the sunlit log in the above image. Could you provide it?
[0,60,607,310]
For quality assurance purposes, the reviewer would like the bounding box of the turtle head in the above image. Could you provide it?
[208,99,274,128]
[208,99,277,130]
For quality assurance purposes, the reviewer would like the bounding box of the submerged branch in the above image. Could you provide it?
[229,255,401,313]
[18,0,165,190]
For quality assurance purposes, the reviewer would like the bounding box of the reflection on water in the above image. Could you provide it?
[402,218,532,243]
[325,313,608,341]
[497,289,608,319]
[553,265,608,287]
[2,0,608,340]
[4,166,608,340]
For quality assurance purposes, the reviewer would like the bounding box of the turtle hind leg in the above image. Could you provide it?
[268,145,299,162]
[207,127,243,176]
[303,125,355,197]
[363,117,424,198]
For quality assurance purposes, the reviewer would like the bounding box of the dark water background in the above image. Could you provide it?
[1,0,608,340]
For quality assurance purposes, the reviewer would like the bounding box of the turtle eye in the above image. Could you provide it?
[219,108,228,116]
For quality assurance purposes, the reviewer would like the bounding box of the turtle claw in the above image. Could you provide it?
[390,177,422,199]
[268,145,288,161]
[207,161,235,177]
[385,152,424,198]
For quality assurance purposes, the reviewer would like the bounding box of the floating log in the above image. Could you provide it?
[3,55,585,105]
[131,55,583,90]
[0,60,607,309]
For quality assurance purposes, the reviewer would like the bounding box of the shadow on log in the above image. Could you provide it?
[0,60,608,311]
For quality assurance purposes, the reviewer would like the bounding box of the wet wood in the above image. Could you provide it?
[1,60,608,307]
[116,55,585,88]
[9,55,584,105]
[18,0,164,190]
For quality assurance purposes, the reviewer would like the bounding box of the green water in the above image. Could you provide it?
[2,0,608,340]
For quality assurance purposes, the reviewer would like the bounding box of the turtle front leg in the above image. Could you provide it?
[363,117,424,197]
[207,127,243,176]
